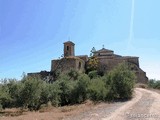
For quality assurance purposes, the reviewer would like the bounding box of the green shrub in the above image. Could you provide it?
[39,82,52,106]
[0,103,2,111]
[88,70,99,79]
[148,79,155,88]
[6,79,24,107]
[56,78,76,106]
[67,69,79,80]
[154,81,160,89]
[0,64,137,110]
[86,56,99,73]
[88,78,108,101]
[20,75,44,110]
[0,82,12,109]
[148,79,160,89]
[47,82,61,106]
[71,74,90,104]
[105,63,136,100]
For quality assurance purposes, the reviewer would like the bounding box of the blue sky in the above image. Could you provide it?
[0,0,160,80]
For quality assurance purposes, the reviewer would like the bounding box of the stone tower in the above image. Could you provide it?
[63,41,75,57]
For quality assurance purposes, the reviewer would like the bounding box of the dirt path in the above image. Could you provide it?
[102,88,160,120]
[66,88,160,120]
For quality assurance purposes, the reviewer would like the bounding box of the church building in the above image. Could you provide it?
[29,41,148,83]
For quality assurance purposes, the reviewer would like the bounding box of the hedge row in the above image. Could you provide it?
[0,63,136,110]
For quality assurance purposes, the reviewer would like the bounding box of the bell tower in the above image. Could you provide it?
[63,41,75,57]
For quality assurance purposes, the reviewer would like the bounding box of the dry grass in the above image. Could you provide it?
[0,100,96,120]
[135,83,160,94]
[147,87,160,94]
[135,83,148,88]
[0,108,27,117]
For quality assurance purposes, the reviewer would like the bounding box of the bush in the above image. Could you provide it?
[88,70,99,79]
[71,74,90,104]
[48,82,62,106]
[0,64,137,110]
[105,63,136,100]
[0,103,2,111]
[148,79,155,88]
[38,82,61,107]
[154,81,160,89]
[6,79,24,107]
[0,82,12,109]
[86,56,99,73]
[148,79,160,89]
[67,69,80,80]
[39,82,50,105]
[55,78,76,106]
[20,75,44,110]
[88,78,108,101]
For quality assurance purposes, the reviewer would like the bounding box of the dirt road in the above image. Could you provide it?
[102,88,160,120]
[67,88,160,120]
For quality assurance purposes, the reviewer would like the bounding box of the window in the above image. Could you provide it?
[67,46,69,51]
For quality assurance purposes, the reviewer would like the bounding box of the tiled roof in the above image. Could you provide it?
[93,48,113,53]
[63,41,75,45]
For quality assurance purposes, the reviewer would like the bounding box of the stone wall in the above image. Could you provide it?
[51,57,85,73]
[96,56,148,83]
[76,55,88,62]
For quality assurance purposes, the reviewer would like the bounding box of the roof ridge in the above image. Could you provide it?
[94,48,113,53]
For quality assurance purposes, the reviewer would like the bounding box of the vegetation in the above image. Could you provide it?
[0,63,136,111]
[148,79,160,89]
[86,56,99,73]
[104,63,136,100]
[87,47,99,73]
[88,78,108,101]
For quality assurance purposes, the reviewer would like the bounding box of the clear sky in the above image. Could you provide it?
[0,0,160,80]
